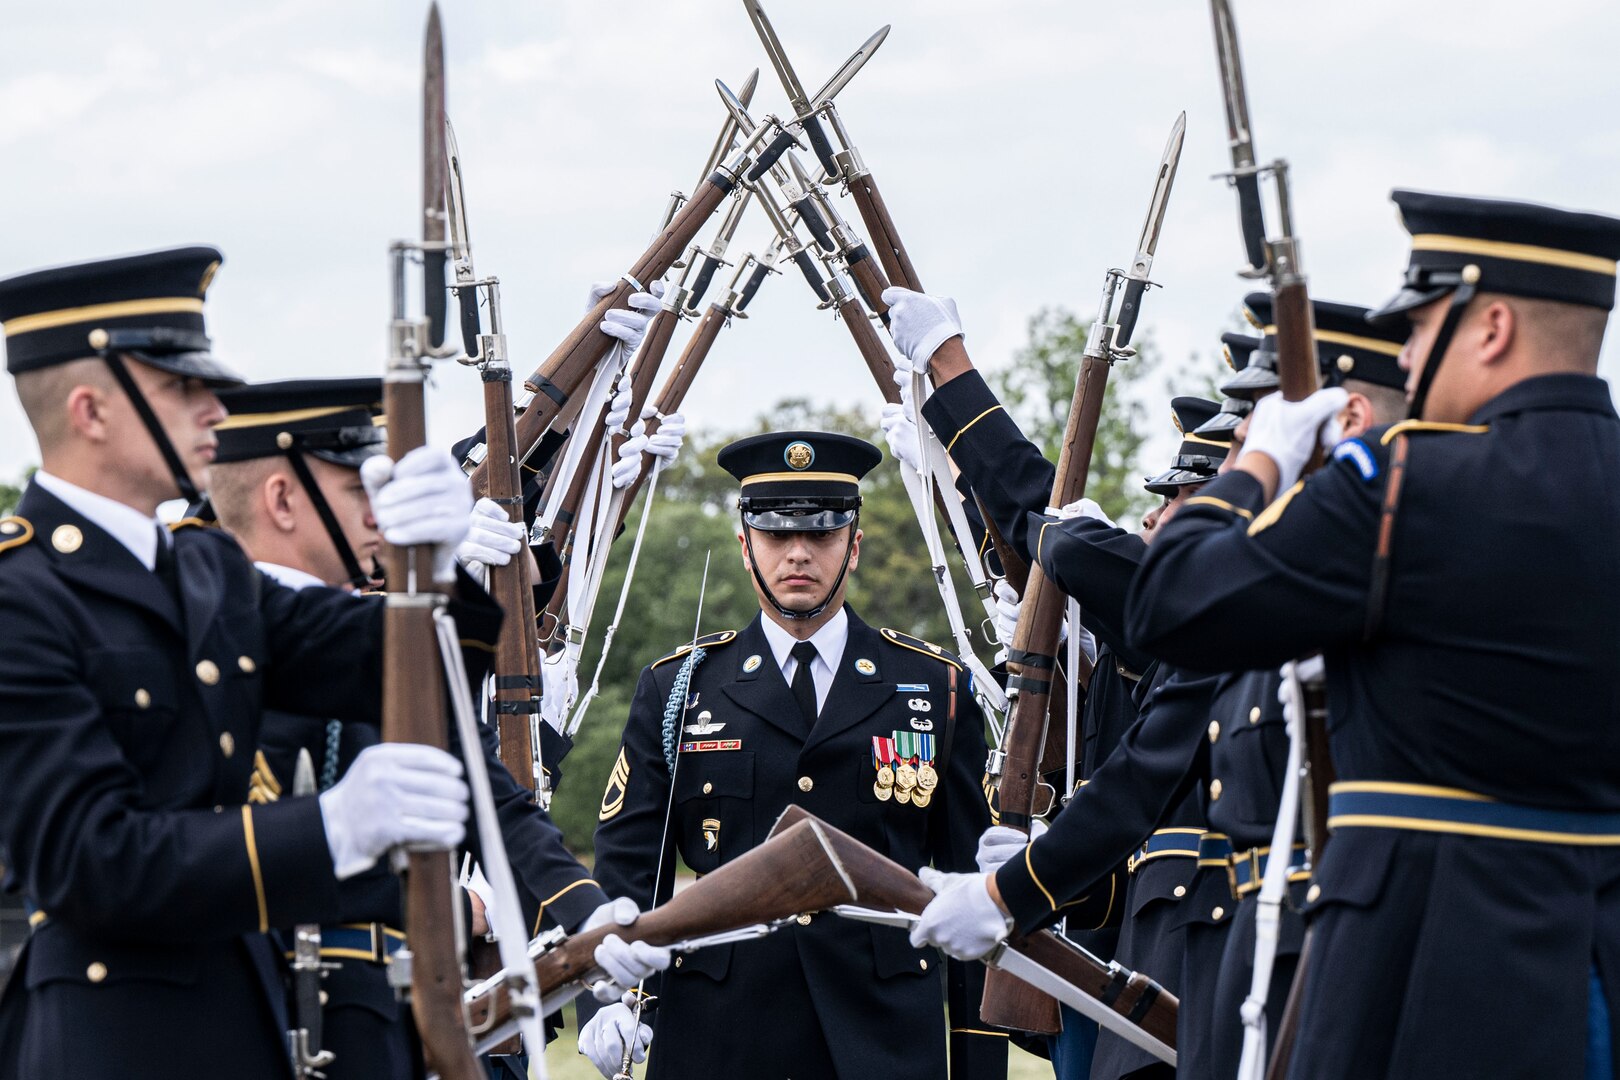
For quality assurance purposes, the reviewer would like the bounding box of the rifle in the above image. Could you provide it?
[1207,3,1331,1075]
[465,87,802,499]
[977,118,1185,1033]
[287,750,336,1077]
[378,13,480,1077]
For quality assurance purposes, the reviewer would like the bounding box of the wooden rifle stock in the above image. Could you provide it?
[980,351,1109,1034]
[770,807,1177,1050]
[468,817,859,1032]
[469,174,735,497]
[538,305,682,642]
[383,373,482,1080]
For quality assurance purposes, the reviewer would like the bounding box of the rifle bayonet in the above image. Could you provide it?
[1115,111,1186,349]
[1210,0,1268,276]
[422,4,450,349]
[807,26,889,112]
[742,0,842,177]
[288,750,336,1078]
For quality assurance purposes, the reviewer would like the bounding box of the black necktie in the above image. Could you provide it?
[790,641,819,730]
[153,525,182,610]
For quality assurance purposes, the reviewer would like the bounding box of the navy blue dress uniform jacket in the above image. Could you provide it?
[0,486,502,1080]
[589,609,1006,1080]
[1126,374,1620,1080]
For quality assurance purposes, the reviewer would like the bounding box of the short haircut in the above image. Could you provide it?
[1342,379,1408,427]
[1507,295,1608,373]
[207,456,282,539]
[13,357,115,453]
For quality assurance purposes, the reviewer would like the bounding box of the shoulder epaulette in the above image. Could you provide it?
[1378,420,1490,445]
[0,517,34,556]
[651,630,738,669]
[167,516,218,533]
[880,627,964,672]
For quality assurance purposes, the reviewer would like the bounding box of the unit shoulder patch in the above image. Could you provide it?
[880,627,964,672]
[1332,437,1380,482]
[0,517,34,557]
[651,630,738,669]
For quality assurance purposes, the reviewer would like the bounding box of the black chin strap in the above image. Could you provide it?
[742,513,860,622]
[283,449,372,590]
[1406,268,1480,421]
[102,354,201,504]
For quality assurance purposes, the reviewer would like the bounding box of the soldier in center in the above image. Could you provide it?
[580,431,1007,1080]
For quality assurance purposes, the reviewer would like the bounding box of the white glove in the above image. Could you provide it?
[455,497,525,569]
[603,387,633,435]
[909,866,1012,961]
[882,286,963,370]
[361,448,473,583]
[880,402,924,474]
[1277,655,1327,726]
[539,653,577,734]
[644,408,684,474]
[584,898,671,1002]
[1241,387,1349,493]
[585,280,666,355]
[318,744,469,879]
[578,1002,652,1079]
[975,820,1049,874]
[612,420,650,490]
[992,579,1021,646]
[1056,497,1116,530]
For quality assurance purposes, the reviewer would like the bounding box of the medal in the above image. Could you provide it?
[894,786,912,805]
[917,763,939,791]
[896,763,918,791]
[876,764,895,788]
[873,781,893,801]
[912,789,933,809]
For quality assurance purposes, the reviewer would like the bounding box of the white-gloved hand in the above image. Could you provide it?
[909,867,1013,961]
[584,280,666,356]
[540,653,577,735]
[611,420,650,490]
[578,1002,652,1080]
[882,286,963,371]
[975,820,1049,874]
[1241,387,1349,493]
[644,408,685,475]
[584,898,672,1003]
[1056,497,1117,530]
[318,744,469,879]
[603,387,633,435]
[1277,655,1327,726]
[992,579,1021,646]
[361,448,473,582]
[455,497,525,569]
[880,402,924,474]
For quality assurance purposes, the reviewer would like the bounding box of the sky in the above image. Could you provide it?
[3,0,1619,484]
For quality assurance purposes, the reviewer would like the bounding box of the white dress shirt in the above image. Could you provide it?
[759,605,849,714]
[31,470,167,571]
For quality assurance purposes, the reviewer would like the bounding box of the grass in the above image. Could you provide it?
[532,1002,1054,1079]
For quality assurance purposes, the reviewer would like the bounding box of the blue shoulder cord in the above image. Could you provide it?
[661,648,707,772]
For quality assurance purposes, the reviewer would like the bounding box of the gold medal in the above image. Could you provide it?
[874,781,893,801]
[894,786,912,805]
[896,763,918,791]
[876,765,895,789]
[912,789,932,809]
[916,763,939,792]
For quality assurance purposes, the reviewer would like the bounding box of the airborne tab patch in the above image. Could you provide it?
[1332,438,1379,482]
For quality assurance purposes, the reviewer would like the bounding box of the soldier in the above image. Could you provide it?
[204,377,672,1079]
[0,247,488,1080]
[579,431,1006,1080]
[1126,190,1620,1079]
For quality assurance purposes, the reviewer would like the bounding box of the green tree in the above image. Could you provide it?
[0,469,33,517]
[988,307,1157,523]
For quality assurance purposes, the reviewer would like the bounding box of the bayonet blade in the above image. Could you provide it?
[807,25,889,107]
[444,119,471,257]
[744,0,812,114]
[698,69,760,190]
[422,3,449,348]
[1114,112,1186,349]
[1209,0,1268,273]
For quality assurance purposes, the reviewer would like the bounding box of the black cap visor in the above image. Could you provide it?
[1220,362,1281,400]
[741,505,858,532]
[1144,467,1215,497]
[129,348,244,389]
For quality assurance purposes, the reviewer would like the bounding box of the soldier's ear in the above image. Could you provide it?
[737,528,751,570]
[264,471,298,533]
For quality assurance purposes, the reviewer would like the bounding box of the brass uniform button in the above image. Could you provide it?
[1209,778,1223,801]
[1248,706,1261,724]
[702,782,713,795]
[87,328,110,350]
[1307,884,1321,903]
[0,521,17,535]
[86,961,108,983]
[51,524,83,554]
[796,914,812,926]
[134,689,151,710]
[219,732,235,758]
[276,432,294,450]
[674,957,683,968]
[919,958,929,971]
[1337,354,1355,373]
[1212,906,1225,921]
[237,655,256,674]
[320,990,329,1006]
[1207,721,1220,743]
[798,776,814,793]
[1173,885,1187,898]
[196,660,220,686]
